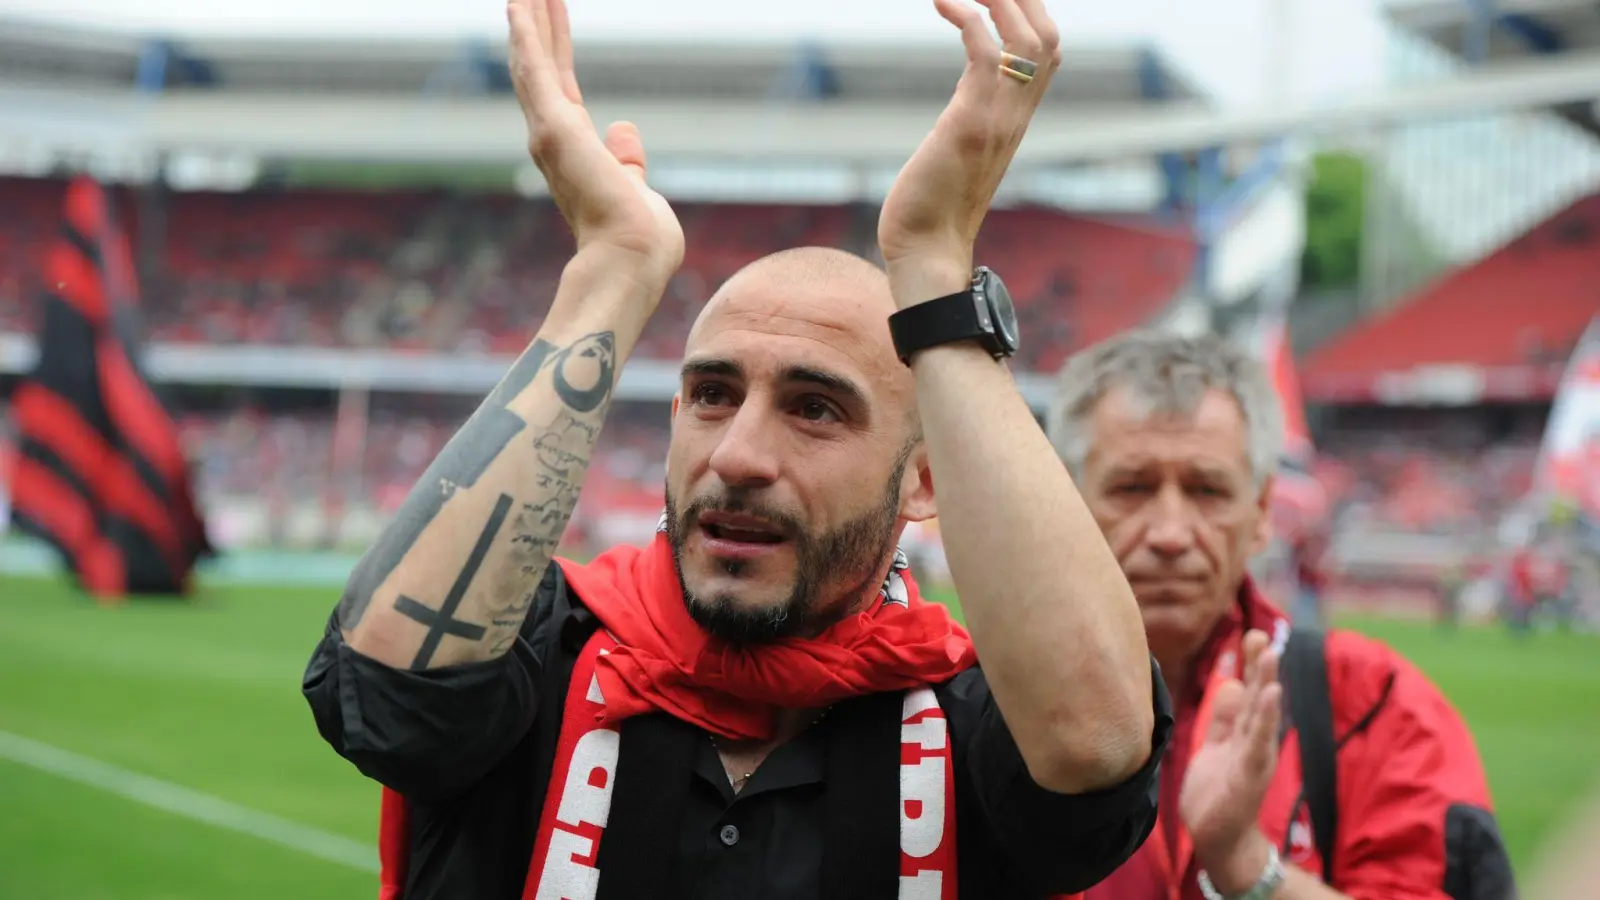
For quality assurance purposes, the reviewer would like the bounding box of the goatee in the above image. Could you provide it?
[664,452,910,643]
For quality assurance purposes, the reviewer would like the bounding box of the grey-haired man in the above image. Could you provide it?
[1048,330,1512,900]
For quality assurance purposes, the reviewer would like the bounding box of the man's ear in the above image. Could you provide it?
[670,393,680,421]
[898,442,938,523]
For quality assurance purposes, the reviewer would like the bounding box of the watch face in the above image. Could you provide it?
[981,269,1020,354]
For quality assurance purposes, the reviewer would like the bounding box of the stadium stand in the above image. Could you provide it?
[1313,407,1545,532]
[3,166,1589,599]
[975,208,1194,373]
[1304,190,1600,402]
[0,172,1581,567]
[0,175,1193,372]
[153,187,437,347]
[0,176,86,334]
[170,400,668,555]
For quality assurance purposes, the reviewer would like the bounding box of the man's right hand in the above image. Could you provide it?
[507,0,684,287]
[1182,630,1284,894]
[334,1,678,672]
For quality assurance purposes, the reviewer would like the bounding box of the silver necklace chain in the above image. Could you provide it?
[709,706,833,790]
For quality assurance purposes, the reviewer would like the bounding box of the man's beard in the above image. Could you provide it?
[664,450,911,644]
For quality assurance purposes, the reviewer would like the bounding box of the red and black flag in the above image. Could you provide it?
[9,176,213,598]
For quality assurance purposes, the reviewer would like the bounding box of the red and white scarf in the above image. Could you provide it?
[522,629,963,900]
[378,532,978,899]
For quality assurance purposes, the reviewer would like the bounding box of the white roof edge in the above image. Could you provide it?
[0,12,1154,57]
[0,84,1188,165]
[174,38,1152,69]
[7,52,1594,165]
[0,12,1165,81]
[0,14,148,52]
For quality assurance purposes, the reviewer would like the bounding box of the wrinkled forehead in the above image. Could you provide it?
[1088,385,1254,477]
[685,273,912,413]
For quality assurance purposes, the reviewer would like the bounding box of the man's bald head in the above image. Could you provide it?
[735,245,892,289]
[688,246,897,345]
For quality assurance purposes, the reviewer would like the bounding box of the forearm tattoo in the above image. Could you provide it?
[337,332,617,669]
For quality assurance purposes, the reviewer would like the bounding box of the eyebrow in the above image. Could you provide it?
[783,365,868,410]
[1192,465,1235,483]
[681,358,740,381]
[1106,460,1238,483]
[680,357,869,410]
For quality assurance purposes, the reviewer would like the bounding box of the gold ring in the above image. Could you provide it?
[1000,52,1038,83]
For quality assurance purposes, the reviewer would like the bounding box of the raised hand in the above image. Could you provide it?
[878,0,1060,287]
[335,1,679,672]
[1180,630,1285,889]
[507,0,684,282]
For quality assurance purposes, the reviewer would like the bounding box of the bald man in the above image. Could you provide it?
[303,1,1169,898]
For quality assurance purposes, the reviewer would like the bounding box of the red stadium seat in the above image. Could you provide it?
[1304,193,1600,392]
[1,178,1196,370]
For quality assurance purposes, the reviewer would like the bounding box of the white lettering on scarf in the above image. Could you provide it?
[535,710,618,900]
[900,687,948,897]
[900,870,943,900]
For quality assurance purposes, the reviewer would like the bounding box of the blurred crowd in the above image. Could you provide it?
[0,177,1192,374]
[1311,407,1547,535]
[159,402,1554,550]
[2,176,1593,624]
[167,402,671,548]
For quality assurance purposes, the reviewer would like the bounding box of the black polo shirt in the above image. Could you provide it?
[303,561,1174,899]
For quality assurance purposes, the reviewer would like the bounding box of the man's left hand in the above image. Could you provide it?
[1181,629,1285,895]
[878,0,1060,303]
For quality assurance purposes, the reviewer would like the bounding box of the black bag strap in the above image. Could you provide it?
[1283,628,1338,882]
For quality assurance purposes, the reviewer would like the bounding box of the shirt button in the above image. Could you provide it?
[719,824,740,846]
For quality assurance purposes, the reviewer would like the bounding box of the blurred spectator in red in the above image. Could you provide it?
[1288,527,1331,627]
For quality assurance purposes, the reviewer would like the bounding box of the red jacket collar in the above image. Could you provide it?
[1181,576,1292,705]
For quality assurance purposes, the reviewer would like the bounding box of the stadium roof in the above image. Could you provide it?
[0,14,1203,104]
[4,3,1599,168]
[0,0,1182,45]
[0,11,1204,105]
[1385,0,1600,59]
[6,51,1599,167]
[0,9,1213,175]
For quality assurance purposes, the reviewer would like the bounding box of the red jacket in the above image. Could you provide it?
[1085,581,1507,900]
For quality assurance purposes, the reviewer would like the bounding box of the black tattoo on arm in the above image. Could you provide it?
[479,334,616,651]
[483,586,537,656]
[338,330,618,670]
[337,341,555,629]
[394,493,513,670]
[550,333,615,412]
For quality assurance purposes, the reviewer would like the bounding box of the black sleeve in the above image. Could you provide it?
[944,656,1173,897]
[300,562,565,801]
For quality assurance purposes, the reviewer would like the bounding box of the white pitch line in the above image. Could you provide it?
[0,729,379,873]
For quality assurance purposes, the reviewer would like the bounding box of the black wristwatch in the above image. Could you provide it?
[887,266,1019,364]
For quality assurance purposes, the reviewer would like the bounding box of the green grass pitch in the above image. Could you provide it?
[1,574,1596,898]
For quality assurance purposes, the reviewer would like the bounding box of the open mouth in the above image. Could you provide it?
[703,524,784,543]
[698,513,788,549]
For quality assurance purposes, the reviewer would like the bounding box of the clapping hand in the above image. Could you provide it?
[1180,629,1285,894]
[507,0,684,284]
[878,0,1060,301]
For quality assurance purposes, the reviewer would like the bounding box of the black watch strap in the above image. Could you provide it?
[888,288,988,364]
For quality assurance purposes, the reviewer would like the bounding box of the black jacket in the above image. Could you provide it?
[304,561,1174,899]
